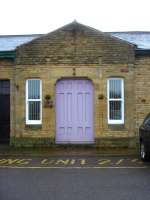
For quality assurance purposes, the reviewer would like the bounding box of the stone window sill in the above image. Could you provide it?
[108,124,126,131]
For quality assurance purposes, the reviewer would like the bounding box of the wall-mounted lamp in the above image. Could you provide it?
[98,94,104,100]
[44,95,53,108]
[15,84,19,91]
[141,98,146,103]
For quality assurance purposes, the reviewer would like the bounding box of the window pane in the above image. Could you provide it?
[109,101,122,120]
[109,79,121,99]
[28,101,40,120]
[28,80,40,99]
[0,80,10,95]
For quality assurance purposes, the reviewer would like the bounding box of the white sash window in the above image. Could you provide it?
[26,79,42,124]
[107,78,124,124]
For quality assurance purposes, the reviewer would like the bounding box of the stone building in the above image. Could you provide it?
[0,21,150,147]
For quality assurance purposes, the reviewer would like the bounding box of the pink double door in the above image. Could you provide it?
[55,79,94,144]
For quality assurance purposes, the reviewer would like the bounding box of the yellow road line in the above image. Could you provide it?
[116,159,124,165]
[0,166,148,169]
[131,159,139,162]
[98,159,111,165]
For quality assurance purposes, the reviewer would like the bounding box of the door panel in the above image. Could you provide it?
[56,79,94,144]
[0,80,10,144]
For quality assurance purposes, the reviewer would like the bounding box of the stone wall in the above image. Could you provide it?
[0,22,140,147]
[16,22,135,65]
[11,62,136,147]
[135,56,150,134]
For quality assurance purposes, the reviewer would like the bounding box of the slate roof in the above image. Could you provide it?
[0,34,42,51]
[0,31,150,52]
[110,32,150,49]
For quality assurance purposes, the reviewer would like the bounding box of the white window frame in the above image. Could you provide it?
[26,79,42,125]
[107,78,124,124]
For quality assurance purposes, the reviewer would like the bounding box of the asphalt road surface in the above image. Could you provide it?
[0,155,150,200]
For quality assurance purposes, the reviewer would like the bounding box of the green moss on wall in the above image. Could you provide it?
[10,136,138,148]
[10,137,55,147]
